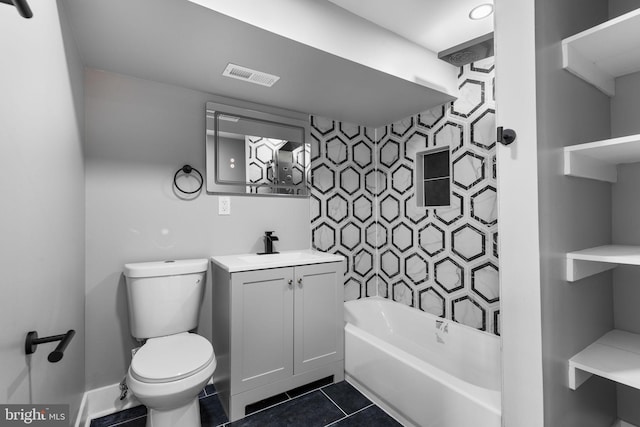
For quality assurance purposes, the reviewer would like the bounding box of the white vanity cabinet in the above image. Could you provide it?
[210,251,345,422]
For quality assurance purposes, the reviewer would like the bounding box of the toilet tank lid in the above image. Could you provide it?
[124,259,208,278]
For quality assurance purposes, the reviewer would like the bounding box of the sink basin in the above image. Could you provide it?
[237,252,321,264]
[211,250,344,272]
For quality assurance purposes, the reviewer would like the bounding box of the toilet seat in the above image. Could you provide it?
[131,333,214,383]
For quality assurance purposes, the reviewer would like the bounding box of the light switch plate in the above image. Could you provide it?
[219,196,231,215]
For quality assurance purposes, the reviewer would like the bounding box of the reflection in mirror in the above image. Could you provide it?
[205,102,310,196]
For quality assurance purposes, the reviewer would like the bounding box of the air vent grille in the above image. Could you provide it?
[222,63,280,87]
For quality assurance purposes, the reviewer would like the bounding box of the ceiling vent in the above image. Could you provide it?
[222,63,280,87]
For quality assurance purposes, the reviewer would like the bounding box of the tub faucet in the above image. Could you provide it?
[263,231,279,255]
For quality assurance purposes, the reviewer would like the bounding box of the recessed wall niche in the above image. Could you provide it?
[416,147,451,208]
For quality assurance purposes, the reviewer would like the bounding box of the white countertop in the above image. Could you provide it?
[211,249,345,272]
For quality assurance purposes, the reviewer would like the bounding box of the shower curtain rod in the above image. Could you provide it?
[0,0,33,19]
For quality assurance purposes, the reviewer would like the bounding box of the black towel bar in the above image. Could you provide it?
[25,329,75,363]
[0,0,33,19]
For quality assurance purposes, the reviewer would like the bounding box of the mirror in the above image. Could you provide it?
[205,101,310,196]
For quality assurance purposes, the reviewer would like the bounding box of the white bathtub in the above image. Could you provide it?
[344,297,501,427]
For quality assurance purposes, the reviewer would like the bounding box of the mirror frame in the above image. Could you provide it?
[205,101,311,197]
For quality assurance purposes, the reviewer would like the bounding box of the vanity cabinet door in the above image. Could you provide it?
[293,262,344,375]
[230,267,294,393]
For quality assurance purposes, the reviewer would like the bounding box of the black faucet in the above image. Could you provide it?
[262,231,279,255]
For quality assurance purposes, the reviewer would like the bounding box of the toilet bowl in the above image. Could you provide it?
[123,259,214,427]
[127,333,216,426]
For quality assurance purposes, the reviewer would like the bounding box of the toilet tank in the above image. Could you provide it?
[123,259,208,340]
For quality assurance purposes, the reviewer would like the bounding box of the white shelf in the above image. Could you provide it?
[562,8,640,96]
[565,245,640,281]
[569,329,640,390]
[564,133,640,183]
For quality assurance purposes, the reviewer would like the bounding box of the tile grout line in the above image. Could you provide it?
[324,415,348,427]
[103,387,215,427]
[107,413,146,427]
[239,395,293,419]
[203,387,219,398]
[103,383,378,427]
[232,385,333,423]
[319,389,348,418]
[323,403,375,427]
[351,402,375,415]
[287,386,324,401]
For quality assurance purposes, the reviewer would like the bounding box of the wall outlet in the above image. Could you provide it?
[218,196,231,215]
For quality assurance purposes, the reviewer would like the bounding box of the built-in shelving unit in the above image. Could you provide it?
[569,330,640,390]
[562,8,640,96]
[564,133,640,182]
[564,133,640,282]
[563,7,640,395]
[565,245,640,282]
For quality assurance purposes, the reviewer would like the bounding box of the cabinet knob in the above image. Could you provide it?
[297,278,303,287]
[288,279,293,288]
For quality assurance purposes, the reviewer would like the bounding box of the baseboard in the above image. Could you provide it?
[612,420,639,427]
[74,382,141,427]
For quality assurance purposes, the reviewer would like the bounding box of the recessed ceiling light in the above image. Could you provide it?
[469,3,494,20]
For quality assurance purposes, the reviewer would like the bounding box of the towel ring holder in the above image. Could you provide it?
[173,165,203,194]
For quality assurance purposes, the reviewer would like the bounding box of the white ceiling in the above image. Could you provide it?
[61,0,492,127]
[327,0,494,53]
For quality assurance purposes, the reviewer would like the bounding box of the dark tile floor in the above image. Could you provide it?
[90,379,401,427]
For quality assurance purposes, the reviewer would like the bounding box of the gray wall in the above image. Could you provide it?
[0,0,86,420]
[611,69,640,424]
[609,0,640,16]
[84,69,310,389]
[535,0,618,425]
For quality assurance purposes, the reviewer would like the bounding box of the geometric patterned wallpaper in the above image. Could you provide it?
[310,57,499,335]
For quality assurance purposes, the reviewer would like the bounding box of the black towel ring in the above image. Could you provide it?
[173,165,203,194]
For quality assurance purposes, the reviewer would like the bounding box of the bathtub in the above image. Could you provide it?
[344,297,501,427]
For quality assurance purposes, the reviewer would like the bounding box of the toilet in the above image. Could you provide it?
[123,259,216,427]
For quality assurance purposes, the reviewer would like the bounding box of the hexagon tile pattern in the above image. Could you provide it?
[247,136,306,194]
[375,57,497,334]
[310,119,378,301]
[310,57,498,335]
